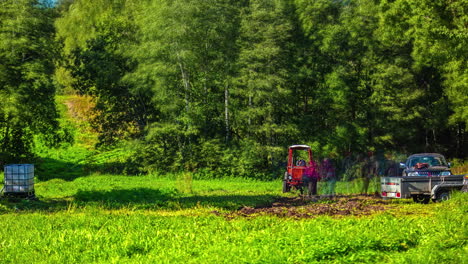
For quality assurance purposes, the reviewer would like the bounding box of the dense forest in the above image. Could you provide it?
[0,0,467,178]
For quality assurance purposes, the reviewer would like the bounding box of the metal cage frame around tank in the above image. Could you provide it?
[1,164,36,198]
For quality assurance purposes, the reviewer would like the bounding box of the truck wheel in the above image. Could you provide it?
[412,195,430,204]
[436,191,450,202]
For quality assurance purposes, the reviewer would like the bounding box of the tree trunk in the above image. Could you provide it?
[178,61,190,113]
[177,53,191,165]
[425,129,429,150]
[225,83,230,143]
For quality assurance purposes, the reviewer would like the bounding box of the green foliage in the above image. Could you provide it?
[451,159,468,175]
[0,0,66,161]
[3,0,467,178]
[55,0,467,177]
[233,0,298,163]
[55,0,154,145]
[376,0,467,152]
[32,95,137,180]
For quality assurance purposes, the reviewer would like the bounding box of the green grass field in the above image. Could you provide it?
[0,174,466,263]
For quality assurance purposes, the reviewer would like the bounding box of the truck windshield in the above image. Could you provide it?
[408,156,448,167]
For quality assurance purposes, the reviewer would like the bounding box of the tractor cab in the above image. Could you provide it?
[283,145,316,195]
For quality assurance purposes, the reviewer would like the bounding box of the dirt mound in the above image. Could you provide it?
[227,195,392,219]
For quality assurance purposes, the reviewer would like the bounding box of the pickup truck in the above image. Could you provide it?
[381,153,467,203]
[401,153,452,176]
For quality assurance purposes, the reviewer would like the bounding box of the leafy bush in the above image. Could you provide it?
[451,159,468,175]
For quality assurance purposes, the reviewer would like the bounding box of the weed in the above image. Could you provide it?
[176,172,193,194]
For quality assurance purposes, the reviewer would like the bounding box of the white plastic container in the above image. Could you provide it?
[4,164,34,193]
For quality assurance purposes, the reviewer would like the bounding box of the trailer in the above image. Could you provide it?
[381,174,467,203]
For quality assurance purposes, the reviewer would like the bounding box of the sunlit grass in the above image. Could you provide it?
[0,192,466,263]
[1,174,466,263]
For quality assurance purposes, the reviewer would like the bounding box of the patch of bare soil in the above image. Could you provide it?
[226,195,393,219]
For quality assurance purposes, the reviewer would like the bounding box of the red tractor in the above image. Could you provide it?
[283,145,318,195]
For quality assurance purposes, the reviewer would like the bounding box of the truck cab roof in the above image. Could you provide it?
[408,153,445,158]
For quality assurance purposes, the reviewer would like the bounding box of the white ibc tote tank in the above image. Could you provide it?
[3,164,35,193]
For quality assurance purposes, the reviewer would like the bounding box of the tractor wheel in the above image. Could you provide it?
[282,180,290,193]
[412,195,430,204]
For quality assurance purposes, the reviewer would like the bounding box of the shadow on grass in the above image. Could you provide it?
[35,157,88,181]
[74,188,278,210]
[0,197,70,213]
[35,157,133,182]
[1,188,279,212]
[74,188,177,207]
[175,194,278,210]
